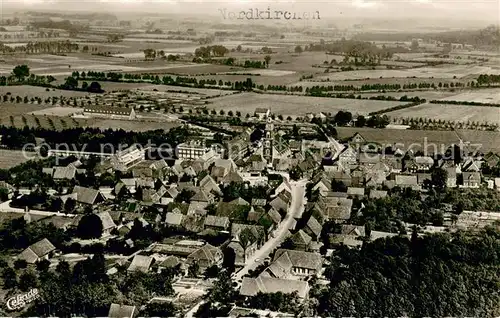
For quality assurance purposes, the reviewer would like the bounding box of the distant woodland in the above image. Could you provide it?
[353,25,500,48]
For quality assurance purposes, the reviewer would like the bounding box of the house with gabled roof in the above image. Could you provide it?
[394,174,420,190]
[165,212,184,227]
[108,303,138,318]
[97,211,117,236]
[199,175,222,196]
[274,179,292,197]
[461,172,481,188]
[349,132,365,145]
[304,216,322,241]
[190,188,214,204]
[240,276,309,299]
[127,255,154,273]
[318,196,353,222]
[341,224,366,237]
[404,156,434,172]
[186,243,222,271]
[347,187,364,198]
[338,145,358,166]
[254,108,270,120]
[289,230,312,251]
[204,215,230,231]
[269,192,291,213]
[17,238,56,264]
[229,197,250,206]
[221,170,244,185]
[267,208,282,225]
[72,186,106,205]
[369,189,388,199]
[264,249,323,279]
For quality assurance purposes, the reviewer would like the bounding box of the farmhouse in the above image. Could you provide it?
[17,238,56,264]
[71,186,106,205]
[83,105,136,119]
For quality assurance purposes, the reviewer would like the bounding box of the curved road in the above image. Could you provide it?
[185,179,308,317]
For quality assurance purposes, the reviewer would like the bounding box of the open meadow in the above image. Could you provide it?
[205,92,409,116]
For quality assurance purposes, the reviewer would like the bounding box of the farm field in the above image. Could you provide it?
[358,90,461,100]
[337,126,500,154]
[0,102,53,118]
[386,103,500,125]
[88,119,181,131]
[96,82,236,97]
[0,85,92,98]
[0,114,180,132]
[312,65,500,81]
[30,107,83,116]
[205,92,409,116]
[437,88,500,104]
[221,69,296,77]
[292,76,464,88]
[456,130,500,153]
[0,149,37,169]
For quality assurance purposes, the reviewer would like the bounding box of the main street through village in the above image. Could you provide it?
[185,178,308,317]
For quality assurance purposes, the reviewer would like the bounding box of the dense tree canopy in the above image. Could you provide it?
[315,229,500,317]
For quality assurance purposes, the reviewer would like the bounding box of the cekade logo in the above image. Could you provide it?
[6,288,40,311]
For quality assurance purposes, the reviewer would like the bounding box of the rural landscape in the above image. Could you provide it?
[0,1,499,317]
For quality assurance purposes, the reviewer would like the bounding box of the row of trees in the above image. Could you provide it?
[194,45,229,58]
[76,70,256,91]
[476,74,500,86]
[430,99,500,107]
[0,124,190,153]
[0,41,80,54]
[306,39,411,65]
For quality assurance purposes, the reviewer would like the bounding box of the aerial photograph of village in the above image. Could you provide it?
[0,0,498,316]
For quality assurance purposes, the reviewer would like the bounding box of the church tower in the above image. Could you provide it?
[263,117,274,164]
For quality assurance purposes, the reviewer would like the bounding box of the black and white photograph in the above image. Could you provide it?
[0,0,499,316]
